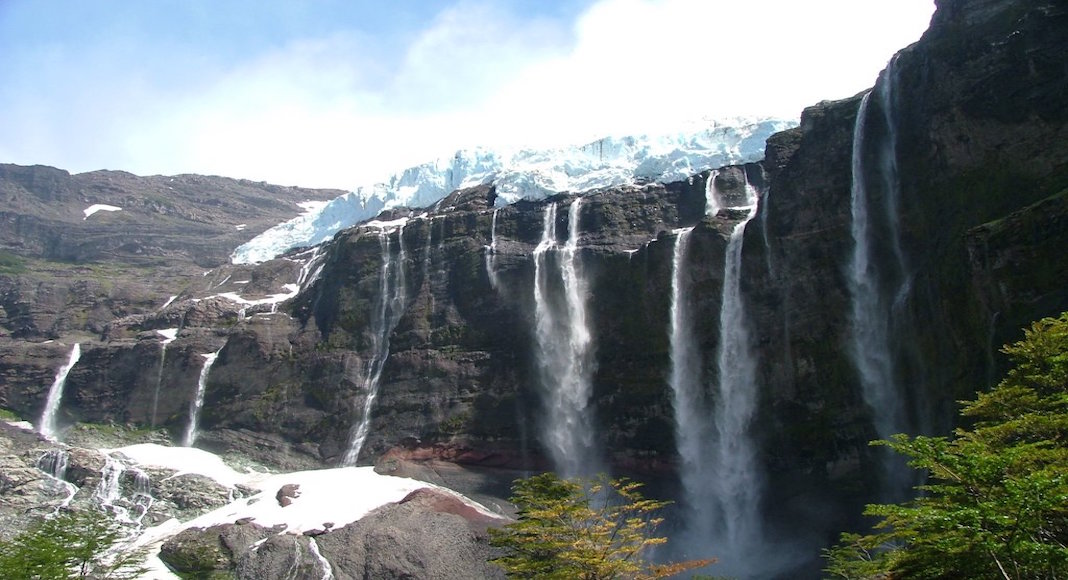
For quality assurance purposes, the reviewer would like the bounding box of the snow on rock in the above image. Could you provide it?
[231,118,795,264]
[155,328,178,344]
[83,204,122,220]
[109,443,492,578]
[107,444,252,489]
[4,420,35,431]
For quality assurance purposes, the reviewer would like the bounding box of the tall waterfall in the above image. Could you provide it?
[848,58,911,472]
[39,343,81,440]
[183,350,221,447]
[343,225,408,466]
[667,227,711,531]
[710,187,762,557]
[485,208,501,290]
[151,328,178,427]
[669,172,764,573]
[532,199,599,477]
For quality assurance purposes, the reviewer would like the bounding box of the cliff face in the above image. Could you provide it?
[1,0,1066,572]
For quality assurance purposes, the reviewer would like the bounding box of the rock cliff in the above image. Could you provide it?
[0,0,1066,575]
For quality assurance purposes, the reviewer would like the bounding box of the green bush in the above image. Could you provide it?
[825,312,1068,579]
[0,509,148,579]
[489,472,713,579]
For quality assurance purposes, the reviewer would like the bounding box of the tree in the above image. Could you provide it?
[825,312,1068,579]
[0,508,148,579]
[489,472,714,579]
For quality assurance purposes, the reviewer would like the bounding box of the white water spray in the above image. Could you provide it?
[532,199,599,477]
[39,343,81,440]
[343,225,408,465]
[183,350,221,447]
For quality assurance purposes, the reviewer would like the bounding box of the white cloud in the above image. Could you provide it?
[1,0,935,189]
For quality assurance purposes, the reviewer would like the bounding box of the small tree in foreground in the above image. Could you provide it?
[825,312,1068,579]
[0,509,148,579]
[489,472,714,579]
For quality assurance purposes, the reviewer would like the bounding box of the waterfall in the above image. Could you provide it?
[308,537,335,580]
[183,350,221,447]
[669,174,764,573]
[705,170,721,217]
[37,449,70,480]
[342,225,408,465]
[485,208,501,290]
[422,218,433,288]
[35,449,77,511]
[39,343,81,440]
[848,60,913,496]
[532,199,600,477]
[848,71,908,439]
[95,454,126,506]
[667,227,713,535]
[297,246,326,291]
[710,189,763,558]
[151,329,179,427]
[130,467,154,524]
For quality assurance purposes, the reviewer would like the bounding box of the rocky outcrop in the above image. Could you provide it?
[0,164,342,340]
[159,487,508,580]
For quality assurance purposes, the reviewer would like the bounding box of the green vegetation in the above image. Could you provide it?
[489,472,713,579]
[0,509,148,579]
[0,250,28,274]
[0,407,21,421]
[825,312,1068,579]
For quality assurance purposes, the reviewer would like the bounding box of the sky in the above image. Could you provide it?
[0,0,936,189]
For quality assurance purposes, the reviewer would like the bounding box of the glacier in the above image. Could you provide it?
[231,117,795,264]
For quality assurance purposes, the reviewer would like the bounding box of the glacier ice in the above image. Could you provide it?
[231,118,795,264]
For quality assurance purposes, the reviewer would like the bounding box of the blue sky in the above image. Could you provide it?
[0,0,935,188]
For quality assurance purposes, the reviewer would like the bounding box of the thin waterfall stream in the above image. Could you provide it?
[183,350,221,447]
[343,224,408,465]
[39,343,81,441]
[151,328,178,427]
[485,208,500,290]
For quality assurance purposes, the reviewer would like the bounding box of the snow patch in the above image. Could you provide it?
[106,444,251,489]
[83,204,122,219]
[155,328,178,344]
